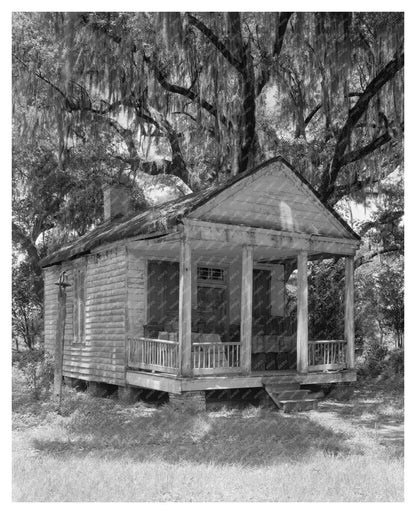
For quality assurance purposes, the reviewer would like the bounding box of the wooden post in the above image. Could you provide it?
[54,281,67,405]
[345,256,355,368]
[179,235,192,377]
[240,245,253,373]
[296,250,308,373]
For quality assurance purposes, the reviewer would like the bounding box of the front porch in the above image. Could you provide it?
[125,367,357,394]
[125,219,358,393]
[126,336,350,377]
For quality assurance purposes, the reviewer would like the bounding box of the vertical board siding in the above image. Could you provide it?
[127,251,146,339]
[60,248,128,386]
[43,265,60,354]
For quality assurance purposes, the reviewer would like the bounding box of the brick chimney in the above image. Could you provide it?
[102,183,131,221]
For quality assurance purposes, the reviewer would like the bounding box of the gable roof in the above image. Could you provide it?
[40,156,360,268]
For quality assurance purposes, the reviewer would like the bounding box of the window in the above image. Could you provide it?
[197,266,225,282]
[147,260,179,325]
[73,267,86,344]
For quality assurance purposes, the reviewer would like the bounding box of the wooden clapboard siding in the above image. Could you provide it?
[43,265,60,354]
[59,248,128,386]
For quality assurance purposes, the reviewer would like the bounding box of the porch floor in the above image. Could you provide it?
[125,368,356,394]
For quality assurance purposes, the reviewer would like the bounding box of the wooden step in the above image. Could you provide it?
[267,388,311,400]
[307,391,325,400]
[262,376,300,386]
[277,398,318,413]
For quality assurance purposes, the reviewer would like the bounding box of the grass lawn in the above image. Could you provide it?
[12,372,404,502]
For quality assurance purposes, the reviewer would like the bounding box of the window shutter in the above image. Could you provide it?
[73,270,79,342]
[72,267,86,343]
[79,269,85,340]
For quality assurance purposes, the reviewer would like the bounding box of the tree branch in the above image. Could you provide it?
[304,103,322,127]
[255,12,292,96]
[77,14,232,130]
[354,246,402,270]
[12,222,41,272]
[273,12,293,58]
[187,13,243,72]
[145,55,233,130]
[340,131,392,168]
[319,49,404,203]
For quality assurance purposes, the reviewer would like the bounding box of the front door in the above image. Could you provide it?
[197,285,228,340]
[196,266,228,339]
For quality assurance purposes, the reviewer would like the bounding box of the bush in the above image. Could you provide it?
[384,349,404,374]
[13,349,54,399]
[358,343,404,380]
[358,341,389,378]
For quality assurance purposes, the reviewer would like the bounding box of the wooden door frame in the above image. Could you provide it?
[196,263,230,340]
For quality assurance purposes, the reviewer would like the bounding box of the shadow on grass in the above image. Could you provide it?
[27,394,352,467]
[19,376,404,466]
[316,381,404,455]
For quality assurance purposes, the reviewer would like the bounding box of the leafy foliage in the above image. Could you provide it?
[13,349,54,399]
[12,257,43,350]
[308,259,345,340]
[12,12,404,195]
[12,12,404,361]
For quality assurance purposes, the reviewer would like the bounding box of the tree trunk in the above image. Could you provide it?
[237,41,257,173]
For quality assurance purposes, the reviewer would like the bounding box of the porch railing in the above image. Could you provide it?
[127,337,241,375]
[308,340,347,372]
[192,342,241,375]
[127,337,179,373]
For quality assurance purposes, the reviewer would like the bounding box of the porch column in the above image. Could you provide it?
[296,250,309,373]
[179,235,192,377]
[240,245,253,373]
[345,256,355,369]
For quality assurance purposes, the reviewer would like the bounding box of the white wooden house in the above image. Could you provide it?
[41,157,360,409]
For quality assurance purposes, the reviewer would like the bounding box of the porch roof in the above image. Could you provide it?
[40,156,360,268]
